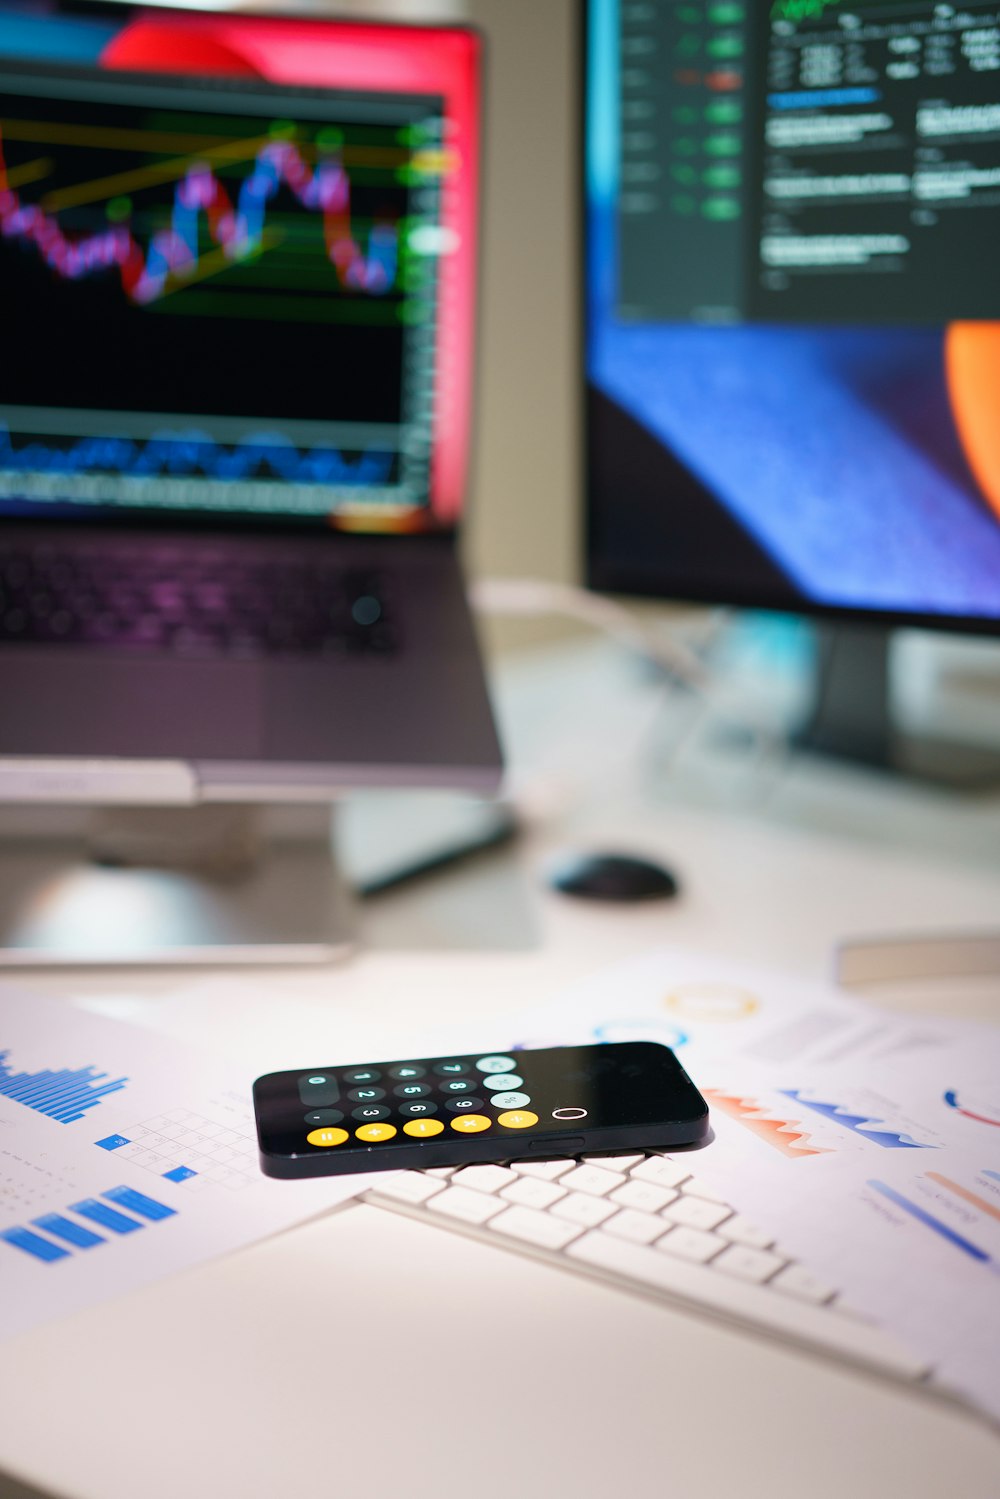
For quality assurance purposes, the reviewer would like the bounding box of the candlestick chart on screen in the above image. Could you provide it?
[0,67,447,516]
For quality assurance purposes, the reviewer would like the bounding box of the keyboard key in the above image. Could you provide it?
[488,1206,584,1251]
[601,1209,665,1245]
[831,1295,870,1321]
[370,1173,447,1206]
[582,1153,644,1172]
[427,1187,507,1226]
[630,1156,691,1190]
[560,1165,627,1198]
[550,1191,618,1228]
[510,1158,576,1181]
[661,1196,731,1232]
[680,1177,728,1204]
[712,1245,786,1285]
[655,1226,724,1264]
[453,1165,518,1195]
[771,1264,837,1305]
[608,1179,677,1214]
[500,1176,567,1210]
[425,1167,456,1179]
[714,1215,772,1250]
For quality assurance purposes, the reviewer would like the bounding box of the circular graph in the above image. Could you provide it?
[592,1018,689,1050]
[662,982,759,1022]
[944,1089,1000,1128]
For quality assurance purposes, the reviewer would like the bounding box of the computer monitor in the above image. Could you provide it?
[584,0,1000,780]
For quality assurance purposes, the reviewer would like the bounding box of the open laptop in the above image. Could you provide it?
[0,4,501,797]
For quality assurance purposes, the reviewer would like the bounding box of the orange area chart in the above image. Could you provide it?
[704,1088,831,1160]
[946,322,1000,523]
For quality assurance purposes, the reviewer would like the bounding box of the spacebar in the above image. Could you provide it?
[566,1232,931,1380]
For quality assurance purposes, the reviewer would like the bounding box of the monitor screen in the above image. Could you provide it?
[0,6,479,532]
[585,0,1000,628]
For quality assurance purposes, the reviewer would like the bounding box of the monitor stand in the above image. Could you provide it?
[0,804,355,966]
[795,622,1000,790]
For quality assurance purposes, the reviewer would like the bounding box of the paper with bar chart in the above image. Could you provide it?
[0,986,372,1340]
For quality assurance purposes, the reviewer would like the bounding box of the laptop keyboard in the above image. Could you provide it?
[0,543,396,658]
[365,1151,933,1385]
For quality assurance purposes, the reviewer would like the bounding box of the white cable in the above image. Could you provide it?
[469,576,784,762]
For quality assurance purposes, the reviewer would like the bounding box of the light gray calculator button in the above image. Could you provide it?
[477,1056,516,1074]
[490,1091,531,1109]
[483,1074,522,1091]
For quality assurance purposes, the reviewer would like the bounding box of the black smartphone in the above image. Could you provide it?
[253,1042,709,1179]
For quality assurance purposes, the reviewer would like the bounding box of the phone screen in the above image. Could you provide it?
[254,1043,708,1177]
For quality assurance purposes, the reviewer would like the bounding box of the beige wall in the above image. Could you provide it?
[459,0,579,587]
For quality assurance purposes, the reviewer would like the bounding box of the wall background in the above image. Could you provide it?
[459,0,579,588]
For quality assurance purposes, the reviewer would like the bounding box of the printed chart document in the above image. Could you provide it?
[695,1048,1000,1423]
[492,948,1000,1424]
[0,987,376,1340]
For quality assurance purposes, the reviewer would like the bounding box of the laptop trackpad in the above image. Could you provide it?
[0,654,263,760]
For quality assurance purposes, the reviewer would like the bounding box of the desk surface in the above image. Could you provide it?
[2,637,1000,1499]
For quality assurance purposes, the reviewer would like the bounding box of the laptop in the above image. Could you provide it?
[0,4,501,797]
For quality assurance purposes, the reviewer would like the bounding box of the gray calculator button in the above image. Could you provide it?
[441,1078,476,1094]
[433,1060,470,1077]
[399,1099,439,1118]
[445,1097,484,1113]
[393,1082,432,1099]
[476,1056,516,1074]
[388,1064,426,1081]
[304,1109,344,1127]
[298,1074,340,1107]
[343,1068,381,1085]
[482,1074,522,1091]
[351,1104,392,1122]
[348,1086,386,1103]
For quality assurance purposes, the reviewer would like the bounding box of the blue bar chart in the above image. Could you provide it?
[0,1048,128,1124]
[868,1180,992,1264]
[0,1227,71,1263]
[33,1214,105,1250]
[1,1186,178,1264]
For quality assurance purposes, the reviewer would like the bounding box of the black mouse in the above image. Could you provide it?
[547,852,680,903]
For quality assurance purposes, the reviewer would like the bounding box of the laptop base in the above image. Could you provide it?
[0,805,355,966]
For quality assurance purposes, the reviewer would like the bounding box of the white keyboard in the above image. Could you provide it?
[364,1150,932,1385]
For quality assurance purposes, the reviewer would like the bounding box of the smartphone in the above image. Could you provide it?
[253,1042,709,1179]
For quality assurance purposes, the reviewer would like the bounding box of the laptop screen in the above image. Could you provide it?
[0,7,479,533]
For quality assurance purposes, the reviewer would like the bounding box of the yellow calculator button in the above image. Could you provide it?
[356,1122,398,1143]
[306,1127,349,1148]
[403,1117,445,1138]
[449,1114,492,1134]
[497,1110,539,1130]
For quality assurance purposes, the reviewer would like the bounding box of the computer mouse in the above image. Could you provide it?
[547,852,680,903]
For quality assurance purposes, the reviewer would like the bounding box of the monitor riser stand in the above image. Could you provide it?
[0,804,355,966]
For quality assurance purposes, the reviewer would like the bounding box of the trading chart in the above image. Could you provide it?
[0,64,449,518]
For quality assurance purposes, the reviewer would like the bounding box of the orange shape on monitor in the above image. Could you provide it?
[946,322,1000,522]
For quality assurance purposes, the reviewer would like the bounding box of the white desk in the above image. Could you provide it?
[2,637,1000,1499]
